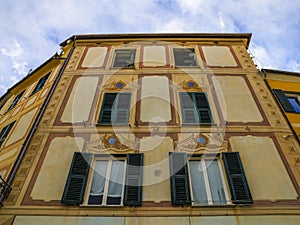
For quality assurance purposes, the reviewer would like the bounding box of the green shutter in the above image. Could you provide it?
[169,152,191,205]
[112,93,131,124]
[273,89,295,113]
[124,153,143,206]
[222,152,253,204]
[180,92,199,123]
[98,93,117,124]
[61,152,92,205]
[194,92,212,124]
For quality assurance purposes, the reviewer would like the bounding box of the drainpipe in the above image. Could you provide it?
[261,69,300,145]
[0,44,75,206]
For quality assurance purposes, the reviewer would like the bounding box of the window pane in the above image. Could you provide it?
[288,98,300,113]
[88,161,108,205]
[112,50,135,68]
[174,48,198,67]
[189,161,208,205]
[206,160,227,204]
[107,160,125,205]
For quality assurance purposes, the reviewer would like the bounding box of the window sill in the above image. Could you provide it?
[80,204,124,208]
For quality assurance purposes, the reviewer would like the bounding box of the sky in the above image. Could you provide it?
[0,0,299,96]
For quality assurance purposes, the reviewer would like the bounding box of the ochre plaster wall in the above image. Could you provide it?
[202,46,237,67]
[140,136,173,202]
[12,215,300,225]
[214,76,263,122]
[82,47,108,68]
[61,76,99,123]
[230,135,298,201]
[5,107,38,147]
[143,46,167,67]
[31,137,84,202]
[140,76,171,123]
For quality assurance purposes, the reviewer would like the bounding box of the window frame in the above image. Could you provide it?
[6,90,25,112]
[97,92,132,125]
[86,156,127,206]
[111,49,136,69]
[179,92,213,125]
[187,154,230,206]
[0,121,15,149]
[30,72,50,96]
[273,89,300,114]
[173,48,199,67]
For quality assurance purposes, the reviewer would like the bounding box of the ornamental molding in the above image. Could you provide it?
[175,133,227,153]
[86,133,137,154]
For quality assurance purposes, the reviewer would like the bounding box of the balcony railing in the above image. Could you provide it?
[0,176,12,206]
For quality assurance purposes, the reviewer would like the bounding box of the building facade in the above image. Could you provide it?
[0,33,300,225]
[263,69,300,142]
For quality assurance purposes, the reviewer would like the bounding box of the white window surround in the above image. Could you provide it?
[85,157,127,206]
[188,156,230,206]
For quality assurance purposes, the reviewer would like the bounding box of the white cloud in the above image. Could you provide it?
[0,0,299,96]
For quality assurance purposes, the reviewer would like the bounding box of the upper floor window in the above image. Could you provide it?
[112,49,136,68]
[0,121,15,149]
[173,48,198,67]
[61,152,143,206]
[98,93,131,125]
[7,90,25,112]
[169,152,253,206]
[180,92,212,124]
[31,72,50,95]
[273,89,300,113]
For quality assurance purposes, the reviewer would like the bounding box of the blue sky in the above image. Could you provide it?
[0,0,299,96]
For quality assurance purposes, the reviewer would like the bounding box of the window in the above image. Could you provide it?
[62,152,143,206]
[173,48,198,67]
[98,93,131,125]
[7,90,25,112]
[88,158,126,205]
[273,89,300,113]
[180,92,212,124]
[169,152,253,206]
[0,121,15,149]
[189,157,228,205]
[112,49,136,68]
[31,72,50,95]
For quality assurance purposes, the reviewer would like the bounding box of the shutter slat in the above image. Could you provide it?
[222,152,253,204]
[114,93,131,124]
[61,152,92,205]
[169,152,191,205]
[273,89,295,113]
[124,153,143,206]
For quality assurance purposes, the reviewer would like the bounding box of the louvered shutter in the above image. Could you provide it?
[98,93,117,124]
[273,89,295,113]
[61,152,92,205]
[194,93,212,124]
[222,152,253,204]
[112,93,131,124]
[169,152,191,205]
[180,92,198,123]
[124,153,143,206]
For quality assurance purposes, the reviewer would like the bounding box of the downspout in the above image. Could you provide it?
[0,44,75,206]
[261,69,300,145]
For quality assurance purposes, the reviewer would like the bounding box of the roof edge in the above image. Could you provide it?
[60,33,252,48]
[262,68,300,77]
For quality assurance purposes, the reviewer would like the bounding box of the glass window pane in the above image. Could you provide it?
[88,161,108,205]
[189,161,208,205]
[206,160,227,204]
[288,98,300,113]
[107,160,125,205]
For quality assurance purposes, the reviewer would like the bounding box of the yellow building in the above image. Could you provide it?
[0,33,300,225]
[263,69,300,142]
